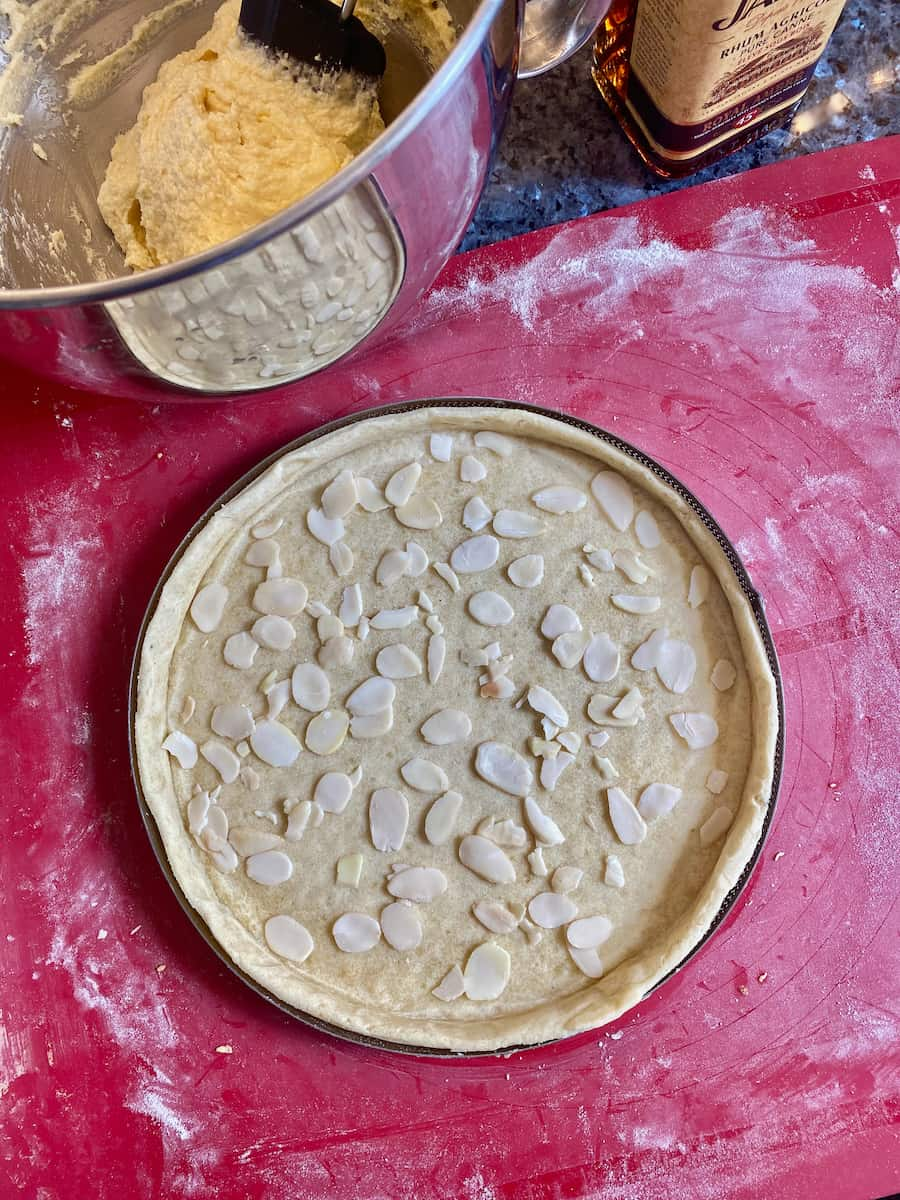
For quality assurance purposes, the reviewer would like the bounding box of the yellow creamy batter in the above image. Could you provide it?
[100,0,389,269]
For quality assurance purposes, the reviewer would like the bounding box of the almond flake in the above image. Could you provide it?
[468,591,514,626]
[706,769,729,794]
[474,431,513,457]
[314,770,359,814]
[350,708,394,738]
[306,508,345,547]
[316,614,343,643]
[700,805,734,846]
[477,816,527,848]
[613,548,653,584]
[459,835,516,884]
[421,708,471,745]
[433,965,465,1001]
[507,555,544,588]
[252,516,284,539]
[211,704,256,740]
[333,913,380,953]
[688,565,711,608]
[381,902,423,951]
[163,731,197,769]
[612,687,644,721]
[473,900,520,934]
[519,917,543,946]
[591,471,634,532]
[552,630,591,670]
[528,892,577,929]
[588,730,610,750]
[329,541,354,576]
[357,616,370,640]
[200,740,241,784]
[336,853,364,886]
[417,590,434,612]
[305,710,349,755]
[384,462,421,507]
[424,790,463,845]
[245,539,280,570]
[432,562,460,593]
[347,676,396,715]
[592,755,618,782]
[356,477,389,512]
[611,594,660,614]
[306,601,331,619]
[369,788,409,852]
[386,865,448,902]
[318,636,354,670]
[368,607,415,631]
[199,802,228,850]
[541,605,582,638]
[631,627,669,671]
[527,846,548,877]
[264,914,313,962]
[635,510,661,549]
[190,583,229,633]
[460,455,486,482]
[481,676,516,699]
[292,663,330,712]
[246,850,293,885]
[607,787,647,844]
[266,681,291,720]
[320,469,357,520]
[250,720,302,767]
[224,632,259,669]
[551,866,583,894]
[569,945,604,978]
[400,757,449,792]
[530,737,559,760]
[376,644,423,679]
[527,685,569,728]
[587,692,644,727]
[376,549,410,586]
[179,695,196,723]
[638,783,682,819]
[475,741,533,795]
[338,584,363,628]
[493,509,545,538]
[585,546,615,572]
[566,915,612,950]
[427,634,446,685]
[463,496,492,531]
[540,752,575,792]
[604,855,625,888]
[532,486,586,515]
[556,731,581,755]
[253,578,309,617]
[670,712,719,749]
[451,534,499,574]
[711,659,737,691]
[229,828,281,857]
[430,433,453,462]
[525,794,565,844]
[464,943,511,1000]
[657,638,697,693]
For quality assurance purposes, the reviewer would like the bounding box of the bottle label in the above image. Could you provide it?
[625,0,847,160]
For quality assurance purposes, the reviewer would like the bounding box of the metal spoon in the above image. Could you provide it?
[239,0,386,78]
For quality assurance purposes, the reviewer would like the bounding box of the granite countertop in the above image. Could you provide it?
[462,0,899,250]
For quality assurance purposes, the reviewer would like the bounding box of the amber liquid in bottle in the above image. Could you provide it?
[592,0,848,179]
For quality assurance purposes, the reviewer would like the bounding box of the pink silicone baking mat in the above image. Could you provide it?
[2,136,898,1199]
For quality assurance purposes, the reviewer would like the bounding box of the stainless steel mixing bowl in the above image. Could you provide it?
[0,0,609,398]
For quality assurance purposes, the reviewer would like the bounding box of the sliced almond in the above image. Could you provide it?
[395,495,442,530]
[318,636,354,670]
[638,783,682,819]
[474,431,513,457]
[556,731,581,755]
[350,708,394,738]
[552,630,591,670]
[250,720,302,767]
[401,541,427,577]
[376,549,410,586]
[163,731,197,769]
[635,510,661,549]
[670,712,719,749]
[321,469,358,520]
[688,565,711,608]
[569,945,604,978]
[592,755,618,782]
[464,943,511,1000]
[566,915,613,950]
[253,578,309,617]
[585,546,615,572]
[528,893,577,929]
[711,659,737,691]
[700,805,734,845]
[459,835,516,884]
[532,486,586,515]
[473,900,520,935]
[245,539,280,570]
[607,787,647,845]
[333,913,381,953]
[451,534,500,574]
[224,632,259,670]
[211,704,256,740]
[317,614,344,643]
[357,615,370,640]
[468,591,514,627]
[460,455,486,483]
[588,730,610,750]
[347,676,396,716]
[292,662,330,712]
[306,601,331,619]
[612,687,644,721]
[336,852,364,886]
[477,816,528,848]
[314,770,359,814]
[493,509,545,538]
[306,508,345,547]
[432,562,460,593]
[200,802,228,850]
[179,695,196,723]
[433,965,465,1001]
[541,605,581,638]
[249,614,293,651]
[527,685,569,728]
[385,462,422,507]
[252,516,283,539]
[587,691,644,727]
[657,638,697,693]
[427,634,446,685]
[356,477,389,512]
[551,866,583,894]
[706,769,729,794]
[400,757,449,792]
[369,788,409,852]
[604,855,625,889]
[338,584,363,628]
[540,751,575,793]
[305,710,349,755]
[631,627,668,671]
[246,850,293,886]
[329,541,354,577]
[524,794,565,845]
[591,471,634,532]
[200,740,240,784]
[579,564,595,588]
[376,643,423,679]
[429,433,453,462]
[528,846,548,877]
[507,554,544,588]
[530,737,560,760]
[481,676,516,699]
[369,606,417,630]
[229,828,281,857]
[424,790,463,845]
[190,582,228,633]
[264,915,313,962]
[421,709,471,745]
[475,741,533,796]
[611,594,660,614]
[381,902,423,952]
[613,548,653,585]
[462,496,492,532]
[387,865,448,902]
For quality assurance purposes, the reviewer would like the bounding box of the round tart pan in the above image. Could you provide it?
[129,398,785,1057]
